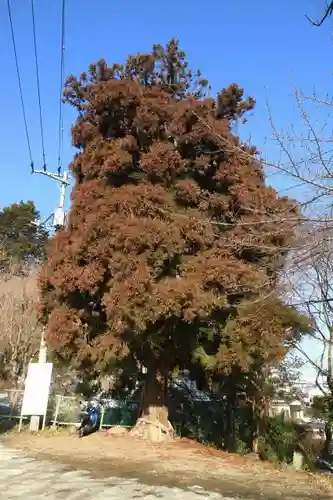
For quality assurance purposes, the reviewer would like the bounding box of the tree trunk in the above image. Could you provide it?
[141,367,168,426]
[251,397,267,455]
[251,399,259,454]
[224,393,236,452]
[129,366,173,442]
[322,421,332,459]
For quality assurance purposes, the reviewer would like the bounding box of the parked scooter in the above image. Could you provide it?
[77,401,101,438]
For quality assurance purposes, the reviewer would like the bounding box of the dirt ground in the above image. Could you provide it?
[2,428,333,500]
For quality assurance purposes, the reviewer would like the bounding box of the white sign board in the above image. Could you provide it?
[21,362,53,416]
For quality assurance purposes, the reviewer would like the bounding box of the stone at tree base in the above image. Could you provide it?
[107,425,129,436]
[129,417,174,442]
[247,452,260,461]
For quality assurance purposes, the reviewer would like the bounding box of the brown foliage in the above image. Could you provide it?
[40,40,298,378]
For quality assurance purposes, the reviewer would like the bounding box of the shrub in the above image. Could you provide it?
[259,416,296,463]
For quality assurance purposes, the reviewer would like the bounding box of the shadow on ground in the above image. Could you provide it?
[23,448,332,500]
[0,419,17,434]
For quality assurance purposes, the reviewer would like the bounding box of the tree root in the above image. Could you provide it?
[129,417,175,442]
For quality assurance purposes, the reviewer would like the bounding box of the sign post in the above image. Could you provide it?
[30,330,48,431]
[18,362,53,432]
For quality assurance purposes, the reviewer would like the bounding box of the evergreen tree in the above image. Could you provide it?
[40,40,306,440]
[0,201,48,268]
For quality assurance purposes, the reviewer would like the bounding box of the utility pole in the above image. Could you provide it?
[38,328,47,364]
[32,169,70,231]
[28,169,69,432]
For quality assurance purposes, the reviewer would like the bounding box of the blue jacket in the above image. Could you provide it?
[86,405,100,427]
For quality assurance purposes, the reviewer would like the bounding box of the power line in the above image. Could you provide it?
[31,0,46,171]
[31,0,69,232]
[7,0,69,232]
[57,0,66,175]
[7,0,34,172]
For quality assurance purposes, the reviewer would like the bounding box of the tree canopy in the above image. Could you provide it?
[40,39,310,436]
[0,201,48,269]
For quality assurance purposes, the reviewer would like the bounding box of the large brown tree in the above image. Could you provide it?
[40,40,299,440]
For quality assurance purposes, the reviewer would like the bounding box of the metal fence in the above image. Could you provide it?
[99,400,139,428]
[0,390,57,427]
[0,390,140,430]
[0,390,223,437]
[52,395,81,427]
[52,395,139,429]
[0,389,25,420]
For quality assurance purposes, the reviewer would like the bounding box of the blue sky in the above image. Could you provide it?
[1,0,332,381]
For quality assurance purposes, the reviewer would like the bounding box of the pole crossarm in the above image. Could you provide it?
[32,169,70,186]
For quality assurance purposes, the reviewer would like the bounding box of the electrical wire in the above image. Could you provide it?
[57,0,66,175]
[31,0,46,171]
[7,0,34,172]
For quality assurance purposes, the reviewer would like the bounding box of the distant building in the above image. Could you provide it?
[269,399,304,421]
[294,379,325,406]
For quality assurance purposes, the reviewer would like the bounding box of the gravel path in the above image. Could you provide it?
[0,443,238,499]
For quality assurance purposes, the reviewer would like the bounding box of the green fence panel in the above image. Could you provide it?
[102,402,139,427]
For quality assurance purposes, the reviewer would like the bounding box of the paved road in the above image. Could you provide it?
[0,443,237,499]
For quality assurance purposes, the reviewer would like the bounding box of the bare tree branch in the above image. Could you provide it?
[306,2,333,27]
[286,222,333,406]
[0,261,41,387]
